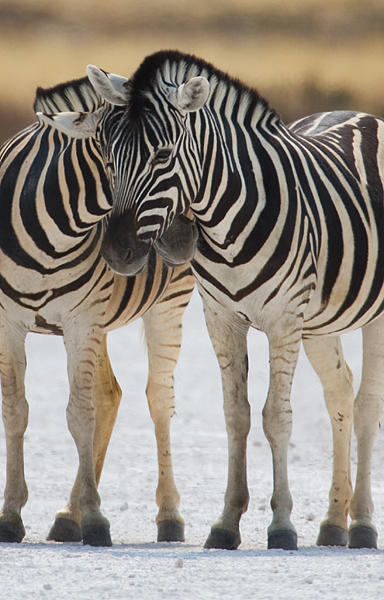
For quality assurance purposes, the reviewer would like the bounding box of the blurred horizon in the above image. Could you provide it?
[1,0,384,143]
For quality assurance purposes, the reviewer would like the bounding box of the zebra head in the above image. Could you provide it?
[85,54,209,275]
[35,67,128,191]
[36,62,201,275]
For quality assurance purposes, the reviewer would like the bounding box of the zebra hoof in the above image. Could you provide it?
[316,524,348,547]
[47,518,82,542]
[0,521,25,543]
[81,524,112,547]
[157,520,185,542]
[268,530,298,550]
[349,526,378,549]
[203,528,240,550]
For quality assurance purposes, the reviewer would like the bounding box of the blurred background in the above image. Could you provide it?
[1,0,384,144]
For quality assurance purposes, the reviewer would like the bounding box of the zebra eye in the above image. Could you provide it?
[154,148,172,163]
[105,161,115,174]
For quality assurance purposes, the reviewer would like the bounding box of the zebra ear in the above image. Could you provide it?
[86,65,128,106]
[36,109,103,139]
[169,77,210,113]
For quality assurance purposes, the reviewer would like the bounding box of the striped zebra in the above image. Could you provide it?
[48,51,384,552]
[0,71,195,546]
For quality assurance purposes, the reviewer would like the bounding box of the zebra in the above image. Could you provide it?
[47,51,384,552]
[0,70,196,546]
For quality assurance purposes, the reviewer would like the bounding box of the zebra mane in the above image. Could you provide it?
[126,49,274,123]
[33,76,103,115]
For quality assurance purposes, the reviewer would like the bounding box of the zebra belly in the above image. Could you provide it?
[302,298,384,337]
[192,253,384,340]
[302,273,384,337]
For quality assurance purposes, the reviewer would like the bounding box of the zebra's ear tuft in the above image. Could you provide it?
[169,77,210,114]
[87,65,128,106]
[36,109,102,139]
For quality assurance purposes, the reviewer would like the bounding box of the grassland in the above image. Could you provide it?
[1,0,384,143]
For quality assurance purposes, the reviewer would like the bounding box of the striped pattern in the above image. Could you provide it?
[0,73,194,546]
[97,50,384,550]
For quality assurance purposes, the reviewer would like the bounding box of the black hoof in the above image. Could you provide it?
[47,518,82,542]
[268,530,298,550]
[316,524,348,547]
[204,528,240,550]
[157,520,185,542]
[81,524,112,547]
[349,526,378,549]
[0,521,25,543]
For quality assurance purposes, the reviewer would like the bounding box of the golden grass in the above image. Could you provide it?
[5,0,383,24]
[1,0,384,142]
[1,30,384,113]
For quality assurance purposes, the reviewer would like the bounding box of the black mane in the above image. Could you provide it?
[126,49,271,123]
[34,75,102,114]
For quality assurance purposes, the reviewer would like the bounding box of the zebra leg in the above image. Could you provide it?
[303,337,353,547]
[63,319,112,546]
[0,321,29,543]
[202,303,250,550]
[349,316,384,549]
[141,265,194,542]
[262,326,302,550]
[47,334,122,542]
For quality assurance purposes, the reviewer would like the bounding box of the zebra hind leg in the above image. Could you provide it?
[47,334,122,542]
[303,337,354,547]
[141,267,194,542]
[63,317,113,546]
[349,316,384,549]
[0,322,29,543]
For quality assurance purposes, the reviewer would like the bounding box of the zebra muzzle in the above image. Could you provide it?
[101,210,152,276]
[154,214,198,267]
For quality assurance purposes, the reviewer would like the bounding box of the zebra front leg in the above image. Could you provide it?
[48,334,122,542]
[303,336,354,546]
[263,324,302,550]
[142,265,194,542]
[63,319,112,546]
[349,316,384,549]
[0,321,28,543]
[202,303,250,550]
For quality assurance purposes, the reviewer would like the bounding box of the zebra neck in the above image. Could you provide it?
[190,102,284,250]
[0,124,112,269]
[39,131,113,244]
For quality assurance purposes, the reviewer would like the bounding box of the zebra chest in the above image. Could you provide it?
[192,251,305,331]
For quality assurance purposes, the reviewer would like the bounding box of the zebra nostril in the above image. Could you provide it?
[125,248,133,262]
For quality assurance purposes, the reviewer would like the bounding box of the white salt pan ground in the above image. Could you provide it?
[1,289,384,599]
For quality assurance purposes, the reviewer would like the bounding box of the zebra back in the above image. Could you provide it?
[33,76,103,114]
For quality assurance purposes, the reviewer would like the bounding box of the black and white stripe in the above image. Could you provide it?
[89,51,384,550]
[0,72,194,546]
